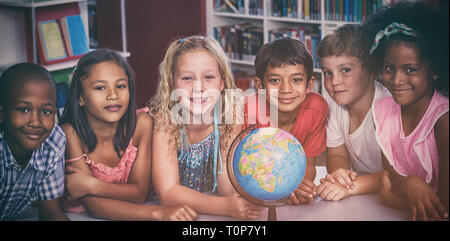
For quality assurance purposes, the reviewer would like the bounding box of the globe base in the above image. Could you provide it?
[268,206,277,221]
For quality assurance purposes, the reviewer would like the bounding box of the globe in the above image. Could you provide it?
[227,126,307,211]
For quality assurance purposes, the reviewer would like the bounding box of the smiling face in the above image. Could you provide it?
[257,63,313,115]
[321,55,373,108]
[173,50,224,119]
[2,79,56,158]
[79,61,130,125]
[382,43,434,108]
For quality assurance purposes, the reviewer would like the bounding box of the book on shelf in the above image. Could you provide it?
[324,0,384,22]
[87,0,98,48]
[214,23,263,63]
[270,0,320,20]
[60,14,89,57]
[249,0,264,15]
[268,25,321,69]
[26,2,89,66]
[37,19,67,63]
[213,0,245,14]
[271,0,297,18]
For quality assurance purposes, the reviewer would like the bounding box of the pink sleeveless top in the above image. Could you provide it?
[63,108,149,212]
[373,92,448,191]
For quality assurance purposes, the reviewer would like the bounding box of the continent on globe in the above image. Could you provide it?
[232,127,306,202]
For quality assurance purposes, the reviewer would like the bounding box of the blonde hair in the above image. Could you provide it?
[148,35,240,151]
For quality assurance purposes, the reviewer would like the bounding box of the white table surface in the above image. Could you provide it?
[14,166,410,221]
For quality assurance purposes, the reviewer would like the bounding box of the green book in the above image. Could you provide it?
[51,68,72,84]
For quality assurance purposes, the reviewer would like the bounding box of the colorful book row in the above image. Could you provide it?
[269,26,321,69]
[214,23,264,63]
[324,0,384,22]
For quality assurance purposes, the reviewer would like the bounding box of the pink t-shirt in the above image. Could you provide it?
[373,91,448,191]
[62,108,148,212]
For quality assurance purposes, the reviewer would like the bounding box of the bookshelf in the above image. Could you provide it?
[206,0,386,92]
[0,0,130,74]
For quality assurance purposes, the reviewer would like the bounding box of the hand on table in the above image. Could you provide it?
[316,179,350,201]
[403,176,448,221]
[65,163,98,201]
[321,168,357,190]
[227,194,265,220]
[156,205,198,221]
[289,179,316,205]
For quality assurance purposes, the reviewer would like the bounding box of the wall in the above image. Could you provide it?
[96,0,206,108]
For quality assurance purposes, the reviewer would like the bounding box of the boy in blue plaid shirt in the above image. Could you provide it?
[0,63,68,220]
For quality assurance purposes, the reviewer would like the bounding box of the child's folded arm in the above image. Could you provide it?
[91,113,154,203]
[435,112,449,212]
[38,198,70,221]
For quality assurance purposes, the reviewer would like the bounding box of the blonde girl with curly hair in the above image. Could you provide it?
[149,35,264,219]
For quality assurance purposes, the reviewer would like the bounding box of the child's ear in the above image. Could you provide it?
[255,77,264,89]
[307,76,315,93]
[79,96,85,107]
[220,77,225,92]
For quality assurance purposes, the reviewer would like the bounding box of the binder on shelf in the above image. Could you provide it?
[37,19,67,63]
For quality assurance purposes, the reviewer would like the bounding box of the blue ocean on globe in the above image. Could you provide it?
[232,127,306,202]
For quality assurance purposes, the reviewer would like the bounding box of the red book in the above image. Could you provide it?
[362,0,367,21]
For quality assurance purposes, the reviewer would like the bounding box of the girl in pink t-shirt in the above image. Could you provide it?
[59,49,196,220]
[364,2,448,221]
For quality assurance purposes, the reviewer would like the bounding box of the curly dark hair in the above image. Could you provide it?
[361,1,449,96]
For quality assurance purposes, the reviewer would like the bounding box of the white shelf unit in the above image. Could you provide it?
[206,0,362,74]
[0,0,130,73]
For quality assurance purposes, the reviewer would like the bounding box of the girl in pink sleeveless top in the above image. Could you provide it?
[62,108,146,213]
[365,2,448,221]
[59,50,197,220]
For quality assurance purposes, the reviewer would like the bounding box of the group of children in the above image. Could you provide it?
[0,2,448,221]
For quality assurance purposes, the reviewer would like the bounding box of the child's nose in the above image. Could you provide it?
[280,80,293,93]
[193,79,205,93]
[27,111,42,128]
[330,75,341,87]
[392,71,406,86]
[107,89,119,100]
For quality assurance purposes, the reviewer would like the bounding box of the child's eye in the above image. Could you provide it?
[42,109,54,115]
[322,70,332,77]
[292,78,303,83]
[384,65,394,73]
[17,107,29,113]
[268,78,280,84]
[117,84,128,89]
[205,75,216,80]
[95,86,106,90]
[405,67,417,74]
[181,76,192,81]
[341,68,351,74]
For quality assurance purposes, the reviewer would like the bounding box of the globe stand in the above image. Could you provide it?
[268,206,277,221]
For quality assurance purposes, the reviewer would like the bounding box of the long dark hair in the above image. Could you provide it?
[60,49,137,156]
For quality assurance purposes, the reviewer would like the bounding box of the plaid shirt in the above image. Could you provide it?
[0,125,66,220]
